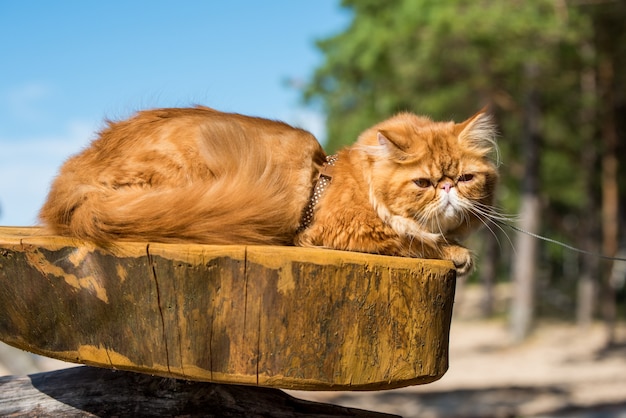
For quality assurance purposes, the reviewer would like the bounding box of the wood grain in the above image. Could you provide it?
[0,226,455,391]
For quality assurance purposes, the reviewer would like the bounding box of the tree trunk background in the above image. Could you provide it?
[576,40,599,329]
[599,54,619,345]
[480,231,500,318]
[510,62,542,343]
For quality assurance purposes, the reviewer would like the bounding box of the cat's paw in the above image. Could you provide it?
[441,245,473,277]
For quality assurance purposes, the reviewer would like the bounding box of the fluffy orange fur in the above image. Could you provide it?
[39,106,498,275]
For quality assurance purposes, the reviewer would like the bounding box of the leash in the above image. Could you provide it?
[495,220,626,262]
[297,155,338,232]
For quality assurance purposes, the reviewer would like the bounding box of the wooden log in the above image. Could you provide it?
[0,366,399,417]
[0,226,456,391]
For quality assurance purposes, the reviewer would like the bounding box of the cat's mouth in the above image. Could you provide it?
[442,200,456,215]
[422,196,464,234]
[440,192,462,217]
[428,210,462,234]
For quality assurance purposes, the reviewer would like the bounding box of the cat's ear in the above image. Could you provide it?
[455,108,497,152]
[376,130,410,160]
[377,131,395,148]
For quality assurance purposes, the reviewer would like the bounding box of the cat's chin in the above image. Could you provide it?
[423,209,464,235]
[443,202,457,218]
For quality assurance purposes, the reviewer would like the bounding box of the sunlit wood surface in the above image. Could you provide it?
[0,226,455,391]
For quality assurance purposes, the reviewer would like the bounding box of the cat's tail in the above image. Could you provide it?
[39,167,303,246]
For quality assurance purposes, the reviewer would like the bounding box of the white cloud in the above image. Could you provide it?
[4,82,56,122]
[0,120,96,226]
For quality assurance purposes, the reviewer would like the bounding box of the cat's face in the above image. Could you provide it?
[359,111,498,238]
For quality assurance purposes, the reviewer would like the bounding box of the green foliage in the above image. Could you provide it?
[307,0,589,151]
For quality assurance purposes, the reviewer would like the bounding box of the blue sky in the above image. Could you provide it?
[0,1,350,226]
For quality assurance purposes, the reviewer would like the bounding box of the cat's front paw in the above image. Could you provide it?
[441,245,473,277]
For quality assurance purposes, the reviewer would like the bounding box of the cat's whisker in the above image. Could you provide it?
[472,202,518,223]
[435,214,449,244]
[475,214,506,250]
[462,211,474,231]
[466,202,514,225]
[413,210,432,231]
[465,205,516,253]
[478,210,518,224]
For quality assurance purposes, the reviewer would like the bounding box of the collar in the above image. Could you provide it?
[297,154,337,232]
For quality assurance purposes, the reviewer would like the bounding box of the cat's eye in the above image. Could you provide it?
[458,174,474,182]
[414,178,431,188]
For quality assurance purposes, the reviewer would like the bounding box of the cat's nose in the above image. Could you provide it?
[441,182,453,193]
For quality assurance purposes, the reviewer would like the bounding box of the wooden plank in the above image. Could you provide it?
[0,226,455,391]
[0,366,399,417]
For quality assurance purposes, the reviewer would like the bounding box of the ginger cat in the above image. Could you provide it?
[39,106,498,276]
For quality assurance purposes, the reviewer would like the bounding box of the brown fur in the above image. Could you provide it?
[39,106,498,275]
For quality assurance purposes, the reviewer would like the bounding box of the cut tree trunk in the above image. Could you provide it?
[0,227,455,391]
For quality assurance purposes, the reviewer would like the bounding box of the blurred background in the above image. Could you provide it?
[1,1,625,416]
